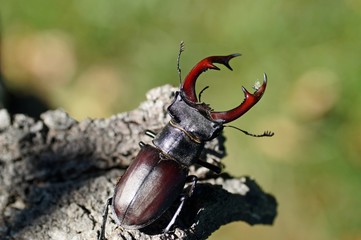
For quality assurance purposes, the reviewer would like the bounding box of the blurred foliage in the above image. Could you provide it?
[1,0,361,239]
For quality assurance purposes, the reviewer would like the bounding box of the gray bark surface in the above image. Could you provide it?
[0,85,277,240]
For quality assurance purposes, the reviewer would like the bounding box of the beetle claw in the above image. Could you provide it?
[181,54,267,124]
[211,73,267,123]
[181,54,241,102]
[222,53,241,71]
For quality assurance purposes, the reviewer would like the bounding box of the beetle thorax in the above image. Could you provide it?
[152,92,223,166]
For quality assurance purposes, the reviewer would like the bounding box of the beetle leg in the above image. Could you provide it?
[98,197,113,240]
[184,175,198,197]
[139,141,146,148]
[211,73,267,123]
[197,159,221,174]
[164,175,198,232]
[145,130,157,139]
[140,130,157,147]
[181,54,241,103]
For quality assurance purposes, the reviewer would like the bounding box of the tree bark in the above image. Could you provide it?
[0,85,277,240]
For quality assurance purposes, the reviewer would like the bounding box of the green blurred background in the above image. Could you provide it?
[1,0,361,239]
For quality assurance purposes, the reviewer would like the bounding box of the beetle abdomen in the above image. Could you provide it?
[112,145,188,229]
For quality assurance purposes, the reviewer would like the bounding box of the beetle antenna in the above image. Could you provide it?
[198,86,209,102]
[225,125,274,137]
[177,41,185,85]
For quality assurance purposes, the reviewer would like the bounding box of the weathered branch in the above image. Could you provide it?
[0,85,277,240]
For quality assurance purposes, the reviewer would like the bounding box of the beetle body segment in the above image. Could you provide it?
[112,145,187,229]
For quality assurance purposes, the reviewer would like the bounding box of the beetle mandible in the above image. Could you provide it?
[98,44,272,239]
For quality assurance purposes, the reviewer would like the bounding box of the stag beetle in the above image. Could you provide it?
[98,44,272,239]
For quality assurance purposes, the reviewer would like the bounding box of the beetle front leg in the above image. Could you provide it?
[164,175,198,232]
